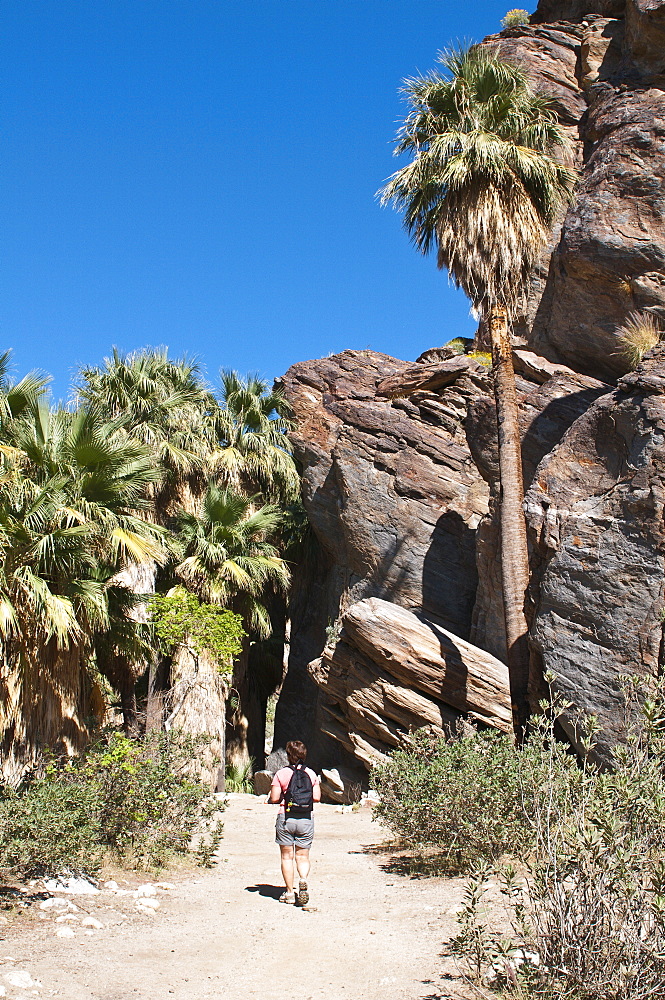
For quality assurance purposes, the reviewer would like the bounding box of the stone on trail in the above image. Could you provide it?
[81,917,104,929]
[252,770,273,795]
[4,972,35,989]
[134,884,157,898]
[103,880,119,890]
[55,927,76,938]
[136,898,160,911]
[44,876,99,895]
[39,898,76,912]
[321,768,344,792]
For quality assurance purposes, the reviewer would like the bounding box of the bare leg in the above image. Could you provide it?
[295,847,310,880]
[280,845,295,892]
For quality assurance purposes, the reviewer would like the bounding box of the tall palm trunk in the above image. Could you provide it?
[164,643,227,790]
[225,645,267,772]
[0,641,105,784]
[488,305,531,735]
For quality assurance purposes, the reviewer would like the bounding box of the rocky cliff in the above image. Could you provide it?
[274,0,665,773]
[274,348,611,766]
[484,0,665,381]
[273,350,491,767]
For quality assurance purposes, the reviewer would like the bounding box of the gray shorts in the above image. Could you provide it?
[275,814,314,849]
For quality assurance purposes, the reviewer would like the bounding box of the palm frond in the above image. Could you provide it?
[379,44,575,317]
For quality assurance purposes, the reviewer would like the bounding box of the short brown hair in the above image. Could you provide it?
[286,740,307,764]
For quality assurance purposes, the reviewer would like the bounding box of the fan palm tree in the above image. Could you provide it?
[380,46,574,731]
[0,350,50,430]
[0,402,165,780]
[77,348,222,726]
[173,482,290,768]
[77,347,218,516]
[213,370,299,506]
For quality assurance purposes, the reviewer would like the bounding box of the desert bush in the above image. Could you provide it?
[0,730,222,878]
[452,677,665,1000]
[501,8,531,28]
[444,337,473,355]
[615,310,662,368]
[372,728,578,872]
[468,350,493,367]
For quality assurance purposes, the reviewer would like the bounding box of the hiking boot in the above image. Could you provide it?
[279,890,296,904]
[297,879,309,907]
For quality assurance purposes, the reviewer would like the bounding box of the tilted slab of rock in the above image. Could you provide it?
[525,342,665,760]
[311,598,512,749]
[376,357,484,398]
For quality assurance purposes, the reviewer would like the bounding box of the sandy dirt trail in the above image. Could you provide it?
[0,794,472,1000]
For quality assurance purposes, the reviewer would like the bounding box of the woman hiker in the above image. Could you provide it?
[268,740,321,905]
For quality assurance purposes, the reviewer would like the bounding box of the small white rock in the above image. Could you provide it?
[81,917,103,929]
[5,972,35,988]
[44,876,99,895]
[134,884,157,898]
[136,897,160,910]
[39,898,68,911]
[55,915,78,923]
[0,985,6,996]
[55,927,76,939]
[103,881,119,891]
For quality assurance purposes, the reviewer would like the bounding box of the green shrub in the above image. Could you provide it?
[0,730,222,878]
[501,8,530,28]
[372,728,573,873]
[0,769,102,878]
[444,337,473,355]
[225,757,254,793]
[451,678,665,1000]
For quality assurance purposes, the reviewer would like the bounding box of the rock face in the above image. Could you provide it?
[479,0,665,381]
[466,352,610,660]
[274,348,610,767]
[310,598,512,767]
[526,343,665,760]
[532,85,665,381]
[273,349,492,765]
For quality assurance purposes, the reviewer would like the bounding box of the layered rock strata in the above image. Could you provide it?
[310,598,512,767]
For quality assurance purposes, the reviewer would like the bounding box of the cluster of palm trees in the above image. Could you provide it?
[0,348,299,782]
[381,46,575,733]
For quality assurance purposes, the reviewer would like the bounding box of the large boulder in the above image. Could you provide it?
[274,348,611,772]
[310,598,512,766]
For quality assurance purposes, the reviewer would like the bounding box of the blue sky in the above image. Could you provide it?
[1,0,514,399]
